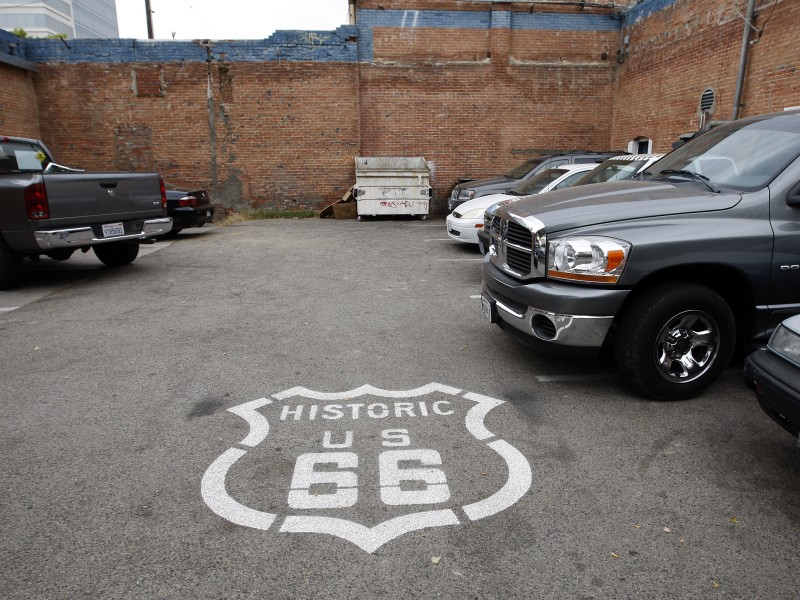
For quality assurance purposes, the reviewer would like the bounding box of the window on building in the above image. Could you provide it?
[628,137,652,154]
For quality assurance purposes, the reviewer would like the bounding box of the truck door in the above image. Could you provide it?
[768,158,800,332]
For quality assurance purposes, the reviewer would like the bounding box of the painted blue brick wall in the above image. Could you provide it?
[4,3,628,66]
[0,28,27,59]
[20,26,358,64]
[356,8,621,61]
[624,0,680,26]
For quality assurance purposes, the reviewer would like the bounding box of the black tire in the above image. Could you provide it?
[0,238,23,290]
[614,282,735,401]
[93,240,139,267]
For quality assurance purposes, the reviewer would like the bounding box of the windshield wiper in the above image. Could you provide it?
[658,169,720,193]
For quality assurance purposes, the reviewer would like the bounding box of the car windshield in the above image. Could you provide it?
[0,140,50,174]
[574,160,646,185]
[645,113,800,191]
[504,156,546,179]
[508,168,568,195]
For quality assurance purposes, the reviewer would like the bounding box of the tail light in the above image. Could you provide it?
[177,195,198,207]
[25,182,49,220]
[159,177,167,210]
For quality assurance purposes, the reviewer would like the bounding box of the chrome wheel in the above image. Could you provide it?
[654,310,719,383]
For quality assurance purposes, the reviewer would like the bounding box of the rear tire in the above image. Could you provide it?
[614,283,735,401]
[0,238,23,290]
[93,240,139,267]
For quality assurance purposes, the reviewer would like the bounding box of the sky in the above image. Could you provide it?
[115,0,350,40]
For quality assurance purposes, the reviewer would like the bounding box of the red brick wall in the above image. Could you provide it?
[0,63,40,138]
[5,0,797,213]
[33,62,360,210]
[611,0,800,153]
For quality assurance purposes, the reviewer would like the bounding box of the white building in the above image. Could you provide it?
[0,0,119,39]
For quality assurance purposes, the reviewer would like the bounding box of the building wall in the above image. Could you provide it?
[612,0,800,153]
[0,30,39,137]
[1,0,798,213]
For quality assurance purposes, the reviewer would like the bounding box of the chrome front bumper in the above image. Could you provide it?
[34,218,173,250]
[490,294,614,348]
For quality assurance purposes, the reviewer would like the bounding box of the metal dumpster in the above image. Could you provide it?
[353,157,431,219]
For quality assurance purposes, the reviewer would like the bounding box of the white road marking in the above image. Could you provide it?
[227,397,272,447]
[273,383,463,401]
[437,258,482,262]
[200,448,277,530]
[280,510,460,554]
[202,384,532,553]
[462,440,532,521]
[535,374,616,382]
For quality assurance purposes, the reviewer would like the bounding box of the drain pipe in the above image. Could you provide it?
[732,0,757,120]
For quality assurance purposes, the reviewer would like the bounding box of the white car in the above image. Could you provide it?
[445,164,595,245]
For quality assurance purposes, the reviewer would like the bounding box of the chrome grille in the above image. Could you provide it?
[489,214,547,281]
[506,222,532,250]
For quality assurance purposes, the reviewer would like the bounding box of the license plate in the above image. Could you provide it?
[102,222,125,237]
[206,211,212,217]
[481,295,493,321]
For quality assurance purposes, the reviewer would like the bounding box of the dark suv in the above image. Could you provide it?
[448,151,620,212]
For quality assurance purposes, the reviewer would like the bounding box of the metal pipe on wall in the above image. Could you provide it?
[732,0,757,120]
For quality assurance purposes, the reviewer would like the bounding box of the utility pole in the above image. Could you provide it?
[144,0,154,39]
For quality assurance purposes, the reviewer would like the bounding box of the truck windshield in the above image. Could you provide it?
[508,168,568,195]
[0,141,49,174]
[646,113,800,191]
[504,156,546,179]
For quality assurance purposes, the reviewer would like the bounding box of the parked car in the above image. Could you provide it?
[571,153,665,186]
[480,109,800,400]
[744,314,800,438]
[164,183,214,234]
[476,162,603,254]
[447,164,595,247]
[448,151,620,212]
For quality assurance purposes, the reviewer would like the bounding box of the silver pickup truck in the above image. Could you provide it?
[0,136,172,289]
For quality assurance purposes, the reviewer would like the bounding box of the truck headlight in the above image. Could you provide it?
[547,237,630,283]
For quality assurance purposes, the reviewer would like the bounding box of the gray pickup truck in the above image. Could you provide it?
[0,136,172,289]
[481,110,800,400]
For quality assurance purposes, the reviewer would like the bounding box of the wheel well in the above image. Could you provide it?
[616,265,754,346]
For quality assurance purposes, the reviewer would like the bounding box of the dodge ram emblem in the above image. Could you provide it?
[201,383,532,553]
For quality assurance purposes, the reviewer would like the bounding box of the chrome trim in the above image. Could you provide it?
[499,304,612,347]
[490,213,547,280]
[34,217,173,250]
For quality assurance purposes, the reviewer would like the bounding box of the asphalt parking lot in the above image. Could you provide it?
[1,218,798,599]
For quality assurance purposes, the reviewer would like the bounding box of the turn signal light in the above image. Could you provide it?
[25,182,49,220]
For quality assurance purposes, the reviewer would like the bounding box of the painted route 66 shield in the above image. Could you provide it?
[201,383,532,553]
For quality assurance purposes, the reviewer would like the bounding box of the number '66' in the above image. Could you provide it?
[287,429,451,509]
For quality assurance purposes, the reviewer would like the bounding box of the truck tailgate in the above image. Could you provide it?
[43,172,163,225]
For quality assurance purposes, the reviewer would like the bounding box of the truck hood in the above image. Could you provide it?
[499,181,743,232]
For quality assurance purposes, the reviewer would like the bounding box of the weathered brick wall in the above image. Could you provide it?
[612,0,800,152]
[2,0,797,213]
[0,30,39,137]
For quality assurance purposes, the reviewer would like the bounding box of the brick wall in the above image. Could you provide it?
[611,0,800,152]
[0,30,39,137]
[1,0,798,213]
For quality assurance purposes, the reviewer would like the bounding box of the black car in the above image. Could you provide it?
[164,183,214,234]
[448,151,619,212]
[745,314,800,438]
